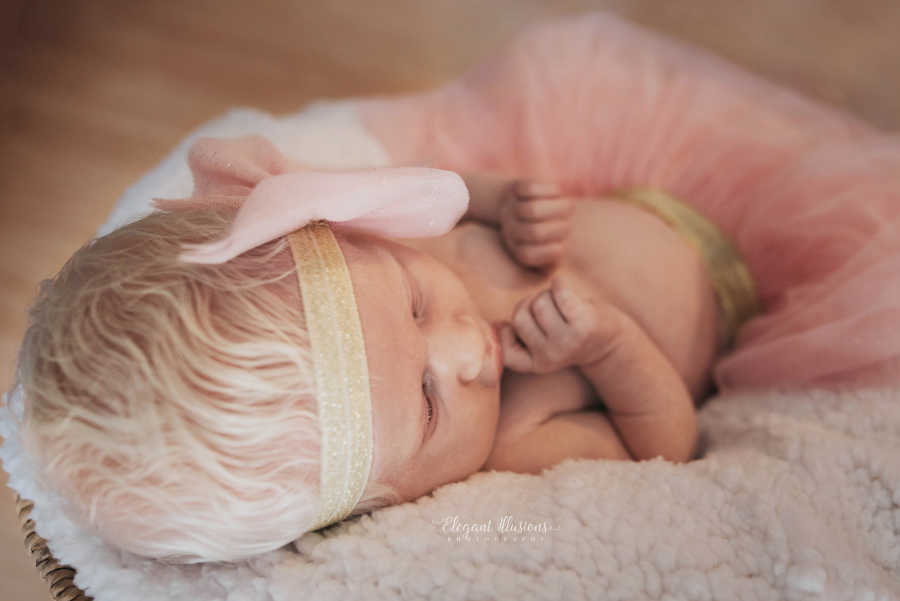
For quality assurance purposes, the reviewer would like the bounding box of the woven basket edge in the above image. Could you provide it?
[15,494,92,601]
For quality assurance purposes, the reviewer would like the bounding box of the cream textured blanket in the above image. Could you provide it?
[2,103,899,601]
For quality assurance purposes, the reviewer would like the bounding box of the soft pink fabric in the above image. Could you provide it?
[155,136,469,263]
[357,13,900,390]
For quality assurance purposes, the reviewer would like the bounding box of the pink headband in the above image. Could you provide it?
[154,135,469,263]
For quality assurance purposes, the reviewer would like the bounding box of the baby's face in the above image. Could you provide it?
[338,230,502,502]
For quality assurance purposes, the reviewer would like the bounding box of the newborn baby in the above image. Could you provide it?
[16,133,751,564]
[18,12,900,567]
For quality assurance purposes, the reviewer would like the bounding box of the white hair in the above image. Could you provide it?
[16,210,398,563]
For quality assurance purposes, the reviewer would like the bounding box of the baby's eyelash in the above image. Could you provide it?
[424,392,434,424]
[411,280,425,320]
[423,372,434,425]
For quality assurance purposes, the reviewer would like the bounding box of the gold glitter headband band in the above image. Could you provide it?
[287,222,373,530]
[613,188,760,352]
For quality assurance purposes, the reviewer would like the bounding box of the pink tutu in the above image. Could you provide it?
[357,13,900,390]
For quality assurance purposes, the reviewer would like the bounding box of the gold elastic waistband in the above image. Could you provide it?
[613,188,759,352]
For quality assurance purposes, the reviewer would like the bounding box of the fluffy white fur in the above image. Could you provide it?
[2,102,899,601]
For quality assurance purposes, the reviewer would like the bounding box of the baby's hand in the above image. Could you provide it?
[500,278,621,374]
[500,180,574,269]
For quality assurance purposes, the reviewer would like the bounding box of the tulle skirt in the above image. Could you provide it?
[357,13,900,390]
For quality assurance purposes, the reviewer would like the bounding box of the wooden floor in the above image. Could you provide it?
[1,1,898,598]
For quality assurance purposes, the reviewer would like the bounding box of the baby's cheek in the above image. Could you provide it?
[445,430,494,482]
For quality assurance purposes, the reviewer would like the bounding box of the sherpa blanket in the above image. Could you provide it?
[4,14,900,601]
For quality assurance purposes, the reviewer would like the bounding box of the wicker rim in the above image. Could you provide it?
[16,495,92,601]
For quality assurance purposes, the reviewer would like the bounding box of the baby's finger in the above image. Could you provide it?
[549,278,580,322]
[515,198,575,222]
[550,278,596,328]
[500,325,534,372]
[513,241,567,267]
[530,289,568,336]
[508,218,571,244]
[514,181,561,199]
[512,297,548,346]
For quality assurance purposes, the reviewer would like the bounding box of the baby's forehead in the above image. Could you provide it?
[334,230,408,312]
[333,232,422,483]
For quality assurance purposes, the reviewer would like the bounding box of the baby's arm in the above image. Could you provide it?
[462,173,573,269]
[486,408,632,475]
[501,278,698,464]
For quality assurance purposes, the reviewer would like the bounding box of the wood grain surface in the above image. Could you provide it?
[1,2,898,599]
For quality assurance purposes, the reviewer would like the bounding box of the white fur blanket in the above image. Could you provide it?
[2,104,899,601]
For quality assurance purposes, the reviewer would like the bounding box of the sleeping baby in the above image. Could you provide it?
[15,12,900,567]
[15,133,757,564]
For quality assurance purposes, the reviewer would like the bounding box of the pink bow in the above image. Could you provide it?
[153,135,469,264]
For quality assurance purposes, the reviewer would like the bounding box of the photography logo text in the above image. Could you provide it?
[434,515,558,544]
